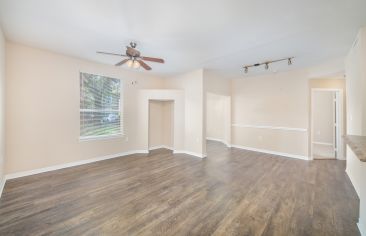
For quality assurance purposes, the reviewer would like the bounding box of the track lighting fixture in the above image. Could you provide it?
[243,57,294,74]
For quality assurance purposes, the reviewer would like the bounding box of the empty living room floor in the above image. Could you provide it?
[0,141,360,236]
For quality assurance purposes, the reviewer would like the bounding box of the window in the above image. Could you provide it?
[80,72,122,140]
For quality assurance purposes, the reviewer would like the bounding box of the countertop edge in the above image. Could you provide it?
[344,135,366,162]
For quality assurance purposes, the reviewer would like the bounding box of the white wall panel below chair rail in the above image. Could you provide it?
[231,124,309,158]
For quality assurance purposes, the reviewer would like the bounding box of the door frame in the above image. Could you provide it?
[310,88,344,160]
[138,89,185,153]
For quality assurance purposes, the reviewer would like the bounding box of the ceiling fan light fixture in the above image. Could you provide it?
[133,60,140,69]
[127,59,133,68]
[97,42,165,71]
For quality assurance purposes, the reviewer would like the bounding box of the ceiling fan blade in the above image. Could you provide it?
[141,56,164,63]
[97,51,127,57]
[138,60,152,70]
[115,59,129,66]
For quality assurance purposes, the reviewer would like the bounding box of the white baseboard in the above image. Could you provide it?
[231,144,309,161]
[206,137,225,143]
[149,146,206,158]
[358,219,366,236]
[173,150,206,158]
[206,137,231,147]
[149,145,173,151]
[5,150,147,180]
[0,176,5,198]
[134,150,149,154]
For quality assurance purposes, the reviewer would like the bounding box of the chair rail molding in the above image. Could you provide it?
[232,124,307,132]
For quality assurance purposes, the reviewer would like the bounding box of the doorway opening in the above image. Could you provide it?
[205,93,231,147]
[148,100,174,151]
[311,89,343,160]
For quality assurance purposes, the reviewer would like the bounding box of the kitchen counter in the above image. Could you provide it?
[344,135,366,162]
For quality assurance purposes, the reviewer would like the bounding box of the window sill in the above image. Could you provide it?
[79,133,124,142]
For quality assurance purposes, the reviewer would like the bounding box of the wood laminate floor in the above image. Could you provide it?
[0,141,360,236]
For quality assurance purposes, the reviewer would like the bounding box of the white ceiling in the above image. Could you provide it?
[0,0,365,77]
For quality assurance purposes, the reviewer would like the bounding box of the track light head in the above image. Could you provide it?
[244,67,248,73]
[265,63,269,70]
[288,58,292,65]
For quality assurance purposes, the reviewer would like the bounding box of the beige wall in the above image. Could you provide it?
[0,26,5,184]
[162,101,174,148]
[206,93,225,140]
[5,42,164,174]
[345,27,366,136]
[148,100,173,149]
[163,70,205,156]
[203,70,231,96]
[231,70,309,157]
[149,101,164,148]
[309,78,346,89]
[312,91,334,144]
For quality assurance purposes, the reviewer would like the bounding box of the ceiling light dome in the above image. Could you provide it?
[133,60,140,69]
[127,60,133,68]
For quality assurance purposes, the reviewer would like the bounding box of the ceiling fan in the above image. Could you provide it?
[97,42,165,71]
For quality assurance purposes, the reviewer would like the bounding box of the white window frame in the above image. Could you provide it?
[79,72,123,141]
